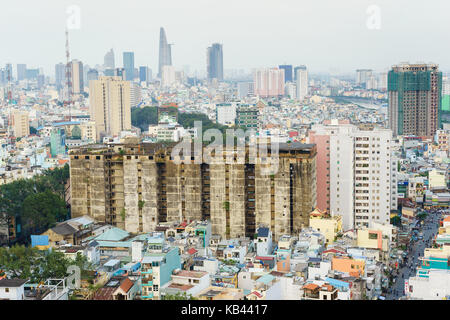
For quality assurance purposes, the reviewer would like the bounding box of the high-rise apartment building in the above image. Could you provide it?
[71,60,84,94]
[17,64,27,81]
[207,43,223,82]
[378,72,388,91]
[279,65,293,83]
[69,142,317,240]
[309,120,397,231]
[12,110,29,138]
[254,68,285,97]
[89,76,131,141]
[158,27,172,78]
[442,76,450,112]
[356,69,373,86]
[296,66,308,101]
[130,83,141,108]
[388,63,442,137]
[104,48,115,69]
[123,52,135,81]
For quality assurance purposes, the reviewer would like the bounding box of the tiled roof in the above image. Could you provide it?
[93,287,115,300]
[94,227,130,241]
[0,279,28,287]
[303,283,320,291]
[249,291,263,298]
[119,278,134,293]
[187,248,198,255]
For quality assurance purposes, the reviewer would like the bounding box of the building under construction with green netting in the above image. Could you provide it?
[388,63,442,138]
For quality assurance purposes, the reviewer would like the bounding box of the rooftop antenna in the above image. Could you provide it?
[65,28,73,121]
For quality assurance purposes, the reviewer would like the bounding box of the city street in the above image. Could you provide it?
[386,209,444,300]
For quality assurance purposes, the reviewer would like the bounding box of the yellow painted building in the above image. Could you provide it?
[309,208,342,244]
[428,170,446,190]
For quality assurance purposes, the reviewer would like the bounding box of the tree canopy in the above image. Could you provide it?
[0,245,91,283]
[0,164,70,243]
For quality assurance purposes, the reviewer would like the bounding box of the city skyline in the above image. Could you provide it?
[1,1,450,76]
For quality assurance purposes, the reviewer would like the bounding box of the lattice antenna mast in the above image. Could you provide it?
[6,66,12,137]
[65,28,73,120]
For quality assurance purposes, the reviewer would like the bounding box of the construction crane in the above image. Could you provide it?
[64,28,73,121]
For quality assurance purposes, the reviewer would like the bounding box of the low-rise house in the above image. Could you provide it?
[256,227,273,256]
[161,270,210,298]
[192,257,219,274]
[309,208,342,245]
[0,279,28,300]
[112,277,139,300]
[197,286,244,300]
[331,256,365,277]
[140,247,181,300]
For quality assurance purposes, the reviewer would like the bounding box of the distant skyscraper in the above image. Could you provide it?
[254,68,285,97]
[71,60,84,94]
[87,69,99,82]
[158,27,172,78]
[5,64,13,82]
[17,64,27,81]
[161,65,176,88]
[388,63,442,137]
[139,66,150,83]
[279,65,293,83]
[293,66,302,81]
[26,68,39,80]
[296,66,308,101]
[123,52,135,81]
[207,43,223,82]
[55,63,65,89]
[104,49,115,69]
[37,74,45,89]
[113,68,126,80]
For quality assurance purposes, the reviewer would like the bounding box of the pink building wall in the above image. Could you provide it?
[309,131,330,212]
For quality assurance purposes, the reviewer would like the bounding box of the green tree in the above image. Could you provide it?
[0,245,40,280]
[162,292,197,300]
[39,250,72,281]
[390,216,401,227]
[131,106,158,131]
[22,190,67,234]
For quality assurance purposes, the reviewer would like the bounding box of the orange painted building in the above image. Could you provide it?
[331,256,365,277]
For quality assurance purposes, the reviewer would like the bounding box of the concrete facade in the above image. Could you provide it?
[69,142,317,240]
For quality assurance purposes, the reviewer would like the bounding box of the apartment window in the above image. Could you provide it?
[5,288,9,293]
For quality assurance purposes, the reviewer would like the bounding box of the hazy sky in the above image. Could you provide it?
[1,0,449,76]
